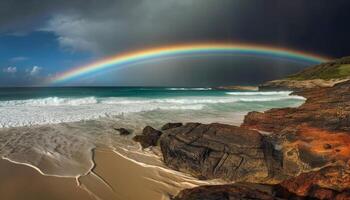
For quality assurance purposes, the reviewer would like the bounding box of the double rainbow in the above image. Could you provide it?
[52,43,330,83]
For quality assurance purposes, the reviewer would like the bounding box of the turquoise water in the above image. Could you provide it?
[0,87,228,100]
[0,87,304,128]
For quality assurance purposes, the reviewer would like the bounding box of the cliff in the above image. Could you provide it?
[260,56,350,91]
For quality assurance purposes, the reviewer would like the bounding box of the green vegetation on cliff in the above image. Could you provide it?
[288,56,350,80]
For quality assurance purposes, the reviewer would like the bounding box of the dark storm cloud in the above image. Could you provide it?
[1,0,348,57]
[1,0,350,86]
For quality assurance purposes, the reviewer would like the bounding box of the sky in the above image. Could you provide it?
[0,0,349,87]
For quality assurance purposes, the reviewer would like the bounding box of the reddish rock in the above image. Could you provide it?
[243,81,350,176]
[279,166,350,197]
[335,192,350,200]
[243,80,350,133]
[169,80,350,200]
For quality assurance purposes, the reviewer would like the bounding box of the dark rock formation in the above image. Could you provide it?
[161,123,183,131]
[173,183,277,200]
[173,180,350,200]
[160,123,286,184]
[133,126,163,148]
[114,127,131,135]
[279,166,350,199]
[165,80,350,200]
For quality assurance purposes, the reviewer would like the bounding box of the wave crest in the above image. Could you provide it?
[0,97,98,107]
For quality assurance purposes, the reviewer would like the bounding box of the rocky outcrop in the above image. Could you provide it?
[162,80,350,200]
[244,80,350,132]
[114,127,131,135]
[279,166,350,199]
[174,179,350,200]
[133,126,163,148]
[160,123,287,184]
[161,123,183,131]
[259,78,347,91]
[173,183,277,200]
[241,80,350,198]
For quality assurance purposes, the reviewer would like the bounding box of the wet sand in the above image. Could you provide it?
[0,158,93,200]
[0,148,215,200]
[79,148,211,200]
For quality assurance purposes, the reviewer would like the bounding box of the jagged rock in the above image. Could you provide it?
[161,123,183,131]
[244,80,350,133]
[173,180,350,200]
[160,123,286,184]
[172,183,277,200]
[279,166,350,199]
[114,127,131,135]
[133,126,163,148]
[243,81,350,175]
[168,80,350,200]
[241,80,350,199]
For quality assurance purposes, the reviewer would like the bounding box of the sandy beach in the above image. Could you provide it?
[0,158,93,200]
[0,147,214,200]
[82,148,214,200]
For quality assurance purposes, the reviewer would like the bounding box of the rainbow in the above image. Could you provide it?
[52,43,330,83]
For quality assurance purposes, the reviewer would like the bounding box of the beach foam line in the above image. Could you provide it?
[1,146,96,180]
[1,156,78,178]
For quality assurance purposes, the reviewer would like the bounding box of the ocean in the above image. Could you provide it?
[0,87,304,128]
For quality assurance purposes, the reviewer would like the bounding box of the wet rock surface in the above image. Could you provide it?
[243,80,350,133]
[133,126,163,148]
[279,166,350,199]
[161,123,183,131]
[160,123,287,184]
[114,127,131,135]
[165,80,350,200]
[172,183,277,200]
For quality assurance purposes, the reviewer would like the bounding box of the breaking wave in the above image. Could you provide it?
[0,97,98,107]
[0,91,304,128]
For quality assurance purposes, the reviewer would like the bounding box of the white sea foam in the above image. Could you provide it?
[0,97,206,128]
[0,92,304,128]
[0,97,98,107]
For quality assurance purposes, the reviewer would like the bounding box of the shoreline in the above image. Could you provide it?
[0,146,221,200]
